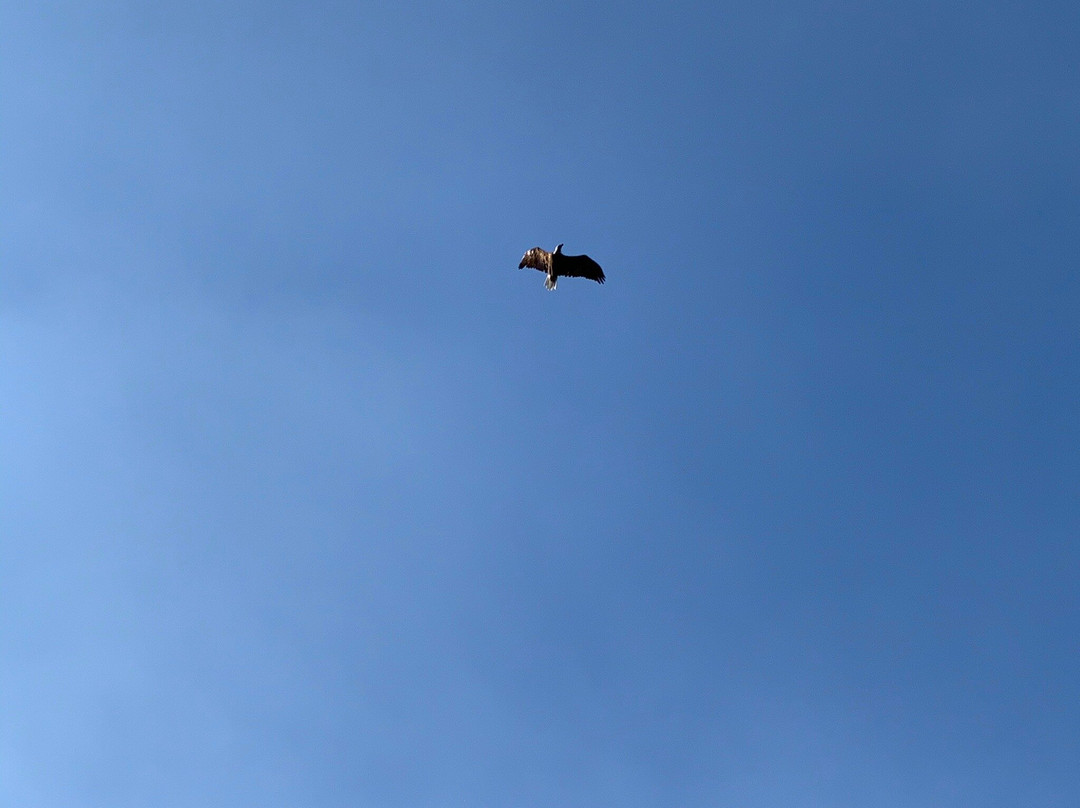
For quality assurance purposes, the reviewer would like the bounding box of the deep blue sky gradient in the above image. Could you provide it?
[3,1,1079,805]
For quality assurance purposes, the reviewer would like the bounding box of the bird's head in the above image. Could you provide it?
[554,243,564,255]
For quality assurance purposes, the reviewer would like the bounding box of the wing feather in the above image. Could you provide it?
[556,252,605,284]
[518,247,552,274]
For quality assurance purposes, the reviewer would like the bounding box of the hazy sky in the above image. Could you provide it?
[3,1,1079,805]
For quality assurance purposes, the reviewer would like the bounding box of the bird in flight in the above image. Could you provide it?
[518,244,605,291]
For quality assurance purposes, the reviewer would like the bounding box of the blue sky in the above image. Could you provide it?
[3,1,1078,805]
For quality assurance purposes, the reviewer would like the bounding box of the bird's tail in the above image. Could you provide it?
[545,274,557,291]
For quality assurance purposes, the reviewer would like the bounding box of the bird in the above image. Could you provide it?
[517,244,605,291]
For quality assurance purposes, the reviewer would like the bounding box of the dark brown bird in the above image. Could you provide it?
[517,244,605,291]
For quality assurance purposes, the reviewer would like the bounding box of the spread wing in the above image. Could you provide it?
[518,247,552,274]
[558,252,605,284]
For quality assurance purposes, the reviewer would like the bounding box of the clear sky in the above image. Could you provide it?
[3,1,1079,805]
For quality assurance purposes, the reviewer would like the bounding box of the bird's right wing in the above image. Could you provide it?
[518,247,553,273]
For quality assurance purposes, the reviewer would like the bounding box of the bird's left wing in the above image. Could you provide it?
[559,253,605,283]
